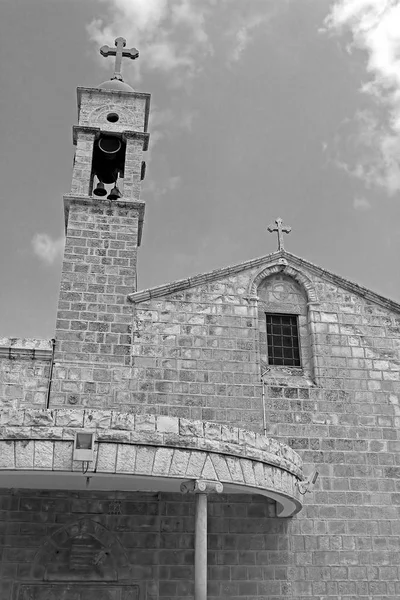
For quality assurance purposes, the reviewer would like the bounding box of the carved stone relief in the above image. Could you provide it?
[32,519,132,582]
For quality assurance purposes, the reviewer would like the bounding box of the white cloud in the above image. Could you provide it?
[87,0,214,82]
[87,0,279,83]
[353,195,372,210]
[229,12,272,63]
[32,234,64,265]
[143,175,182,198]
[148,107,175,149]
[324,0,400,195]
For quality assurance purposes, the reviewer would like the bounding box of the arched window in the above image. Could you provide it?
[257,274,313,377]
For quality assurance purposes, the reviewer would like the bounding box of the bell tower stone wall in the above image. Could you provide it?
[51,86,150,408]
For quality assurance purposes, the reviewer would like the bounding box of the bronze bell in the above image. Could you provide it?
[107,185,122,200]
[93,182,107,197]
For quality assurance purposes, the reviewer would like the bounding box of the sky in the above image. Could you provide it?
[1,0,400,339]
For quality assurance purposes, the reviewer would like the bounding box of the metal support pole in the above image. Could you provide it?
[195,492,208,600]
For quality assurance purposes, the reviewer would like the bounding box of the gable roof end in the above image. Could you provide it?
[127,250,400,315]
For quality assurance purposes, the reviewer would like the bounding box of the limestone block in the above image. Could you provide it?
[0,409,24,426]
[254,434,271,452]
[4,384,23,399]
[153,447,174,475]
[169,449,191,476]
[84,410,112,429]
[221,424,239,444]
[269,438,281,456]
[135,446,156,475]
[220,441,243,457]
[30,427,63,440]
[61,427,78,440]
[240,459,256,486]
[55,409,85,428]
[53,441,73,470]
[97,443,117,473]
[116,444,136,473]
[34,441,54,469]
[33,392,47,405]
[15,440,34,468]
[280,471,290,494]
[164,324,180,335]
[253,461,266,488]
[179,418,204,438]
[239,445,261,462]
[2,426,32,439]
[111,411,135,431]
[210,454,231,482]
[204,422,222,440]
[24,409,55,427]
[156,416,179,434]
[196,438,223,454]
[226,456,245,483]
[264,465,275,489]
[239,429,256,446]
[135,414,156,432]
[162,432,184,447]
[0,440,14,468]
[96,429,130,443]
[130,431,163,445]
[185,451,206,477]
[201,456,218,480]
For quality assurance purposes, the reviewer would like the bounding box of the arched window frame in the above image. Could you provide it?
[248,261,319,382]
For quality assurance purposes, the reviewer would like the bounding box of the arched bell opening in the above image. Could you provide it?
[90,133,126,199]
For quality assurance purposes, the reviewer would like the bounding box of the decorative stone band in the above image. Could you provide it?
[0,409,302,476]
[0,409,304,517]
[180,479,224,494]
[0,338,53,361]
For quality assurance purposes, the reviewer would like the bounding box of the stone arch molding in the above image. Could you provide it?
[86,105,137,128]
[248,261,318,303]
[32,518,132,582]
[0,409,304,517]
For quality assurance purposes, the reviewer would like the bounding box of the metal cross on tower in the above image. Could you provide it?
[100,37,139,81]
[267,217,291,251]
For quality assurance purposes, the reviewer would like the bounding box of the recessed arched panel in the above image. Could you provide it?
[32,518,132,582]
[249,263,317,379]
[249,263,318,304]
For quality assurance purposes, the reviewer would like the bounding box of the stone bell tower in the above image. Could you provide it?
[52,38,150,408]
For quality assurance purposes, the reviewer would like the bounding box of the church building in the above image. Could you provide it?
[1,38,400,600]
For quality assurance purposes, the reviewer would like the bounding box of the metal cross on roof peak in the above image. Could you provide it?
[100,37,139,81]
[267,217,291,251]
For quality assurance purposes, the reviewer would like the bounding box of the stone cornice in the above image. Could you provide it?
[0,339,53,361]
[128,249,400,314]
[72,125,100,145]
[122,131,150,151]
[0,409,302,478]
[0,409,303,517]
[72,127,150,151]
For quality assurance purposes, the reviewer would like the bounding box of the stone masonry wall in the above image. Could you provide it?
[78,89,150,133]
[0,338,51,409]
[52,200,140,406]
[4,255,400,598]
[98,258,400,599]
[0,488,286,600]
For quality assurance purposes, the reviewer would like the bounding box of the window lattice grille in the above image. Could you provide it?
[266,313,301,367]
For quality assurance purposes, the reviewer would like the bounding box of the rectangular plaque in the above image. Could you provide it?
[15,583,139,600]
